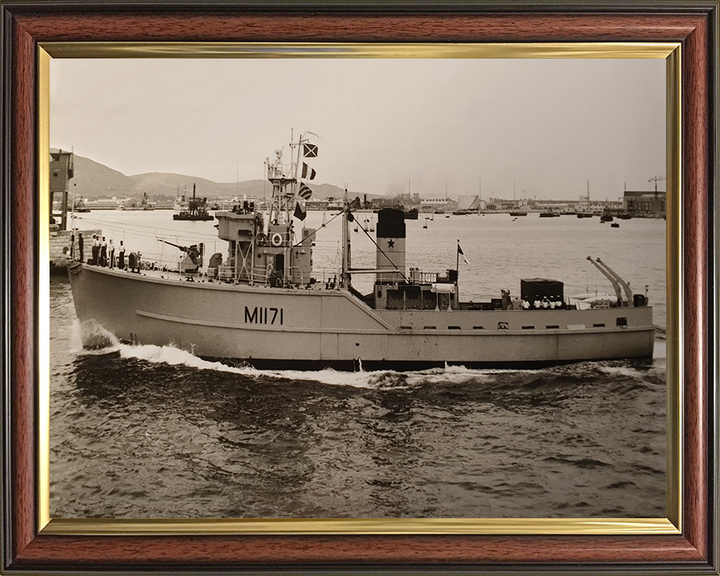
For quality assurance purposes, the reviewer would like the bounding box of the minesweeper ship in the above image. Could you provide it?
[68,136,655,370]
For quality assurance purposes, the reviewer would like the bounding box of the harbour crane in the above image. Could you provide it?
[648,175,665,198]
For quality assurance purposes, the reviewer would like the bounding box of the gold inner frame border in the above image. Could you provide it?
[36,41,682,537]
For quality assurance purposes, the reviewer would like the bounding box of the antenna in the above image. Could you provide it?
[263,160,268,200]
[71,182,77,231]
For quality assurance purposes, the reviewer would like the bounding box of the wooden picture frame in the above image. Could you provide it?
[1,1,717,573]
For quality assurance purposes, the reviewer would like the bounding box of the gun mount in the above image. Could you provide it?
[159,239,204,273]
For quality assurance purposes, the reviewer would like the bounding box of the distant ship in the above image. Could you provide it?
[122,192,155,211]
[68,134,655,370]
[173,184,214,221]
[72,197,90,213]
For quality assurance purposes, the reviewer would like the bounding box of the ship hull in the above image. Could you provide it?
[68,263,656,368]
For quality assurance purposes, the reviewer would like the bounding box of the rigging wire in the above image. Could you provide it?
[72,216,220,240]
[291,210,343,247]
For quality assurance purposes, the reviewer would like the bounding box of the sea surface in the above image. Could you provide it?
[50,210,667,518]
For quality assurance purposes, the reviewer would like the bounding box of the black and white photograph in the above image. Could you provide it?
[48,55,667,520]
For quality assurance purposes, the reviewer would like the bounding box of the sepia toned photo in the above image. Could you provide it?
[47,55,667,520]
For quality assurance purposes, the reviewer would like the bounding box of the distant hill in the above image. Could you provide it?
[128,173,266,199]
[65,152,363,201]
[70,154,135,198]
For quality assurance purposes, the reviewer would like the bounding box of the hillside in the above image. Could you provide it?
[129,173,267,199]
[70,154,135,198]
[66,152,358,201]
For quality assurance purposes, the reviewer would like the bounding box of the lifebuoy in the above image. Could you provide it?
[271,233,283,247]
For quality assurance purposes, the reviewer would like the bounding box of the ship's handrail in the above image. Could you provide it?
[376,269,455,286]
[218,264,275,285]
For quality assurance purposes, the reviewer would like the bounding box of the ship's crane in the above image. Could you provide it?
[586,256,626,306]
[595,258,633,304]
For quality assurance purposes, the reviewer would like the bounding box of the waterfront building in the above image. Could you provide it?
[623,190,666,215]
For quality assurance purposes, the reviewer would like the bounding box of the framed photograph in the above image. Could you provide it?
[1,1,717,574]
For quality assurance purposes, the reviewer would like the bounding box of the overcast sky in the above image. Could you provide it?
[50,58,665,200]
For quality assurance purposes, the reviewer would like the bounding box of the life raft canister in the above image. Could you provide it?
[271,233,283,247]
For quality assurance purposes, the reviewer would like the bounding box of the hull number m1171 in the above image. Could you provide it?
[245,306,284,325]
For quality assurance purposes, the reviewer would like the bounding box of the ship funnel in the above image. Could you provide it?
[376,208,406,283]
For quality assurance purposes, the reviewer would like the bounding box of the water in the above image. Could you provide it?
[50,211,666,518]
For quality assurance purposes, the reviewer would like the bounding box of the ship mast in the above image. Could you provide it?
[341,184,351,288]
[267,146,295,226]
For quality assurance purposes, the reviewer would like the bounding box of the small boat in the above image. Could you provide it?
[539,212,560,218]
[509,211,527,217]
[600,214,614,223]
[611,222,620,228]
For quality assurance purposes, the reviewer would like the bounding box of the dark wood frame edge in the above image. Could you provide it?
[1,2,717,573]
